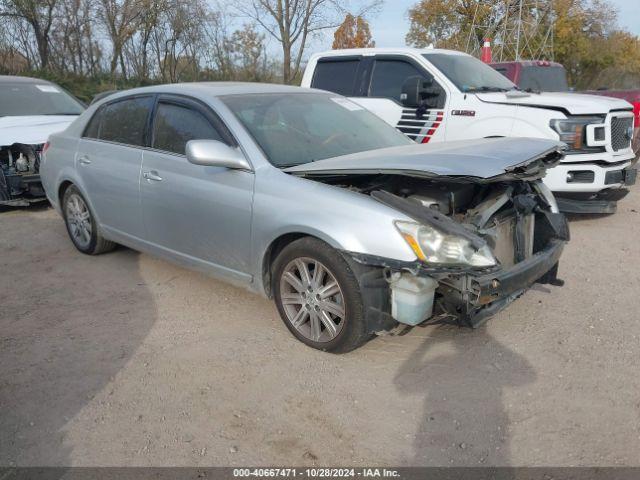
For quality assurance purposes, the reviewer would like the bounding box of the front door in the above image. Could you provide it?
[140,95,254,281]
[360,56,449,144]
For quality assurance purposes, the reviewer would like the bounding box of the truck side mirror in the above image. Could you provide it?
[400,76,439,109]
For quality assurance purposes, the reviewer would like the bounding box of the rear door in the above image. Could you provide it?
[75,95,154,240]
[309,56,366,97]
[140,95,254,282]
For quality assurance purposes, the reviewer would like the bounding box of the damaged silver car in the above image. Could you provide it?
[0,76,84,206]
[40,84,569,352]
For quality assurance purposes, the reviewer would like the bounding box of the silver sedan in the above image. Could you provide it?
[40,83,569,352]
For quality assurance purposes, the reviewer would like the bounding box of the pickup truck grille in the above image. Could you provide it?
[611,116,633,152]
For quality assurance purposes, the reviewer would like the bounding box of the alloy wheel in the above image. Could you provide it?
[66,193,92,248]
[279,257,346,343]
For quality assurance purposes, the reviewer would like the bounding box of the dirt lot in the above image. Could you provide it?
[1,189,639,468]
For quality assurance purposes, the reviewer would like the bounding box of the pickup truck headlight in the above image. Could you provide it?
[395,221,496,267]
[549,116,605,152]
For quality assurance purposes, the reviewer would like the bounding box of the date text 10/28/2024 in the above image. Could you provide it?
[233,469,400,478]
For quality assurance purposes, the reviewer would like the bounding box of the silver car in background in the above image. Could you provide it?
[40,83,569,352]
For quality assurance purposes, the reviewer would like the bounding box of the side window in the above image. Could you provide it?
[369,59,428,101]
[152,102,224,155]
[83,107,103,139]
[369,58,446,108]
[100,96,153,146]
[311,59,360,96]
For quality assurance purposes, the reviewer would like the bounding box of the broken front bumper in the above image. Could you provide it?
[0,172,47,206]
[471,239,564,306]
[346,238,566,331]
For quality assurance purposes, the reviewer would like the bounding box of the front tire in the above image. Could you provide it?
[62,185,115,255]
[272,237,370,353]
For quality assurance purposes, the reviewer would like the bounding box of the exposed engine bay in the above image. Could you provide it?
[300,172,570,329]
[0,143,46,206]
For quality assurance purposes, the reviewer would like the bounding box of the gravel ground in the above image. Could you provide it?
[1,188,639,467]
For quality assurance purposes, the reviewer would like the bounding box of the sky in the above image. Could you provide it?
[304,0,640,52]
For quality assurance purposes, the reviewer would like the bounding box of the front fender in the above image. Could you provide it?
[249,169,418,293]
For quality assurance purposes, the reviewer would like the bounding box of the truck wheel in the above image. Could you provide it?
[62,185,116,255]
[272,237,371,353]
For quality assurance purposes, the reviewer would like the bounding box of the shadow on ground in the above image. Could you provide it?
[0,206,157,466]
[394,325,536,466]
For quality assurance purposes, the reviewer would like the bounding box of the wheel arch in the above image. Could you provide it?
[55,177,103,228]
[261,231,339,298]
[58,180,74,205]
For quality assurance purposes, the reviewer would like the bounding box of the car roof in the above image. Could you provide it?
[0,75,56,84]
[100,82,319,103]
[311,47,470,58]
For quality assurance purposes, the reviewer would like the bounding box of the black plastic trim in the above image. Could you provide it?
[471,239,565,304]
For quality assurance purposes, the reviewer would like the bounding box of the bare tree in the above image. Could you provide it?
[149,0,209,82]
[0,0,58,69]
[49,0,100,75]
[125,0,166,80]
[97,0,144,77]
[234,0,341,84]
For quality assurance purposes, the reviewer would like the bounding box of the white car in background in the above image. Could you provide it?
[302,48,637,214]
[0,76,84,206]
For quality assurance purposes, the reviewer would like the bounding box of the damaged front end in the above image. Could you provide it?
[287,140,569,330]
[0,143,47,206]
[363,181,568,328]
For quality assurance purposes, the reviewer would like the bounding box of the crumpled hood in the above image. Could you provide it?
[476,91,633,115]
[284,137,565,180]
[0,115,77,146]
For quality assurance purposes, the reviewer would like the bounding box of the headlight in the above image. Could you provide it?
[395,221,496,267]
[549,116,605,152]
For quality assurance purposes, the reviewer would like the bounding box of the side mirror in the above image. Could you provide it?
[400,76,438,109]
[185,140,251,171]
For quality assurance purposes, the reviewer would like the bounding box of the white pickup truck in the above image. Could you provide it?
[301,48,637,213]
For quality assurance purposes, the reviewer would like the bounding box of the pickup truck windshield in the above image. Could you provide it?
[222,93,411,168]
[519,66,569,92]
[424,53,516,93]
[0,83,84,117]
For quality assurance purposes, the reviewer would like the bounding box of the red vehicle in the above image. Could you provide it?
[490,60,570,92]
[490,60,640,154]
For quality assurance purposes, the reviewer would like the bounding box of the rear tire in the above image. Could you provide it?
[272,237,370,353]
[62,185,116,255]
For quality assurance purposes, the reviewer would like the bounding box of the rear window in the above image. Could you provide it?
[97,96,154,146]
[311,59,360,96]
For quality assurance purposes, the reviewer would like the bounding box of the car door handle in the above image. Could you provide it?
[78,155,91,165]
[143,171,163,182]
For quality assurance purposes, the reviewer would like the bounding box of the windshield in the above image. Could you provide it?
[520,66,569,92]
[424,53,516,93]
[0,82,85,117]
[222,93,411,168]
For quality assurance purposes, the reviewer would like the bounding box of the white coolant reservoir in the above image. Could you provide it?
[388,273,438,326]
